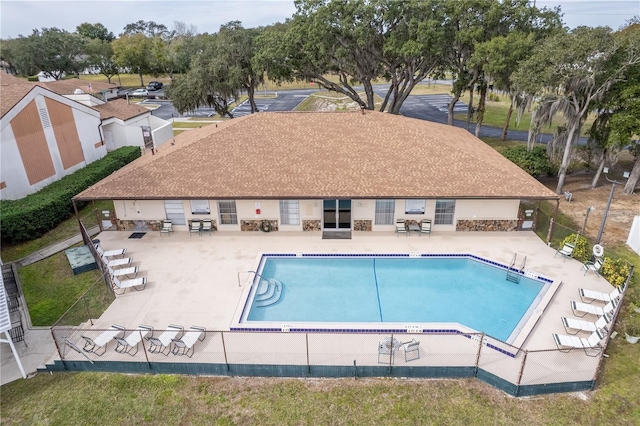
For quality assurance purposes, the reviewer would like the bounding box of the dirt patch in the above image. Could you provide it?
[539,168,639,247]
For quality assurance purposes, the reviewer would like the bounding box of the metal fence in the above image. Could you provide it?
[48,326,603,396]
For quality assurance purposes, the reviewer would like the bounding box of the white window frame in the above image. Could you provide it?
[375,200,395,225]
[435,200,456,225]
[190,200,210,215]
[279,200,300,225]
[218,200,238,225]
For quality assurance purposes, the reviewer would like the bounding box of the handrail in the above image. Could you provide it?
[237,270,265,288]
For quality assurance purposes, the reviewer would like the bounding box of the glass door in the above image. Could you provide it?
[323,200,351,230]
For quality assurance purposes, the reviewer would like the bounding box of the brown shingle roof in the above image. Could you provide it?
[75,111,559,201]
[93,99,149,120]
[38,79,118,96]
[0,73,36,118]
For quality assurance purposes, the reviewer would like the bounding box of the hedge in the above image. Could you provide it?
[0,146,140,244]
[502,145,552,177]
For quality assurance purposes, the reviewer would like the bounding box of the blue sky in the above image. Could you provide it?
[0,0,637,39]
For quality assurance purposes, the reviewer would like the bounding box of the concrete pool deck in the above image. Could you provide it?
[84,229,612,353]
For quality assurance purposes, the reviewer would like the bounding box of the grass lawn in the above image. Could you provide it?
[0,200,113,263]
[18,251,109,326]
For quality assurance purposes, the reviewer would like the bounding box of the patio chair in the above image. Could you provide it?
[554,242,575,262]
[146,324,183,356]
[107,264,139,279]
[579,285,622,304]
[581,257,604,276]
[105,257,133,269]
[201,219,213,236]
[419,219,432,237]
[171,326,206,357]
[81,324,125,356]
[111,275,147,294]
[399,338,420,361]
[561,313,611,335]
[114,325,153,356]
[552,329,606,356]
[160,220,173,237]
[571,299,618,318]
[189,220,201,236]
[94,244,126,259]
[395,220,407,237]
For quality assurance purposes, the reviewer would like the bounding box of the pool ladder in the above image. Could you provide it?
[507,253,526,283]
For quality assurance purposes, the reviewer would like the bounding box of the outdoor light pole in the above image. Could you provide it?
[595,168,630,244]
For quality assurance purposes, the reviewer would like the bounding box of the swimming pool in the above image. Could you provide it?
[234,254,553,344]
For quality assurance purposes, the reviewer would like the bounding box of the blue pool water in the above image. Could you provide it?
[243,256,548,342]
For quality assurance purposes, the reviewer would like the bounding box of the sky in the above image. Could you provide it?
[0,0,638,39]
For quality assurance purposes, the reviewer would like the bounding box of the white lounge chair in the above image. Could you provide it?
[171,326,206,357]
[160,220,173,237]
[552,329,606,356]
[94,244,126,259]
[554,242,575,262]
[189,220,201,236]
[105,257,133,268]
[571,299,618,318]
[112,275,147,294]
[107,265,139,279]
[561,313,611,335]
[147,325,183,356]
[581,257,604,276]
[81,324,125,356]
[579,285,622,304]
[114,325,153,356]
[395,220,407,237]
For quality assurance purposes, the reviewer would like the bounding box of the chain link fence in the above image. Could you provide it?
[48,326,604,396]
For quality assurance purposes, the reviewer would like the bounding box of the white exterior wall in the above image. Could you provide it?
[0,91,104,200]
[149,115,173,148]
[65,94,105,107]
[110,198,521,232]
[122,115,149,147]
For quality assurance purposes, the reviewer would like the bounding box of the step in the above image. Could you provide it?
[254,279,283,307]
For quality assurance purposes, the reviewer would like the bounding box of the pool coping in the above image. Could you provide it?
[230,252,561,355]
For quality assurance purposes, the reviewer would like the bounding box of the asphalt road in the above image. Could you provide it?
[143,83,582,144]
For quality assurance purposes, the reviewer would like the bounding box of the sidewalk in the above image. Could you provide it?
[2,226,100,386]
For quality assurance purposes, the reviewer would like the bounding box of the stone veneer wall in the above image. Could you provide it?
[353,220,372,231]
[241,219,279,232]
[456,220,518,232]
[116,219,163,231]
[302,220,321,231]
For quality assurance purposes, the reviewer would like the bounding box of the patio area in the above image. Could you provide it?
[41,228,617,395]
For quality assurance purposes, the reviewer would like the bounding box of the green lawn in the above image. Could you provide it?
[18,251,109,326]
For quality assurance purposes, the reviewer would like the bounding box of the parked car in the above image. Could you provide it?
[131,89,149,97]
[146,81,163,91]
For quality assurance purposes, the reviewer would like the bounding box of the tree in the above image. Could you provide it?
[512,26,640,195]
[85,38,119,83]
[76,22,115,41]
[112,33,152,86]
[121,20,169,38]
[0,37,37,75]
[26,28,87,79]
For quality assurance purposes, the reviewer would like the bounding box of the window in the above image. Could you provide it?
[279,200,300,225]
[435,200,455,225]
[218,201,237,225]
[405,199,425,214]
[375,200,395,225]
[190,200,210,215]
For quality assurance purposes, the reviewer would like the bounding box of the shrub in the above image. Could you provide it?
[0,146,140,244]
[27,76,39,82]
[559,234,590,262]
[502,145,552,177]
[601,257,632,288]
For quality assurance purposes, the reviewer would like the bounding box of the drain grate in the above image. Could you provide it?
[128,232,146,239]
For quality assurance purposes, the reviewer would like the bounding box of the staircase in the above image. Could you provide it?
[254,278,283,307]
